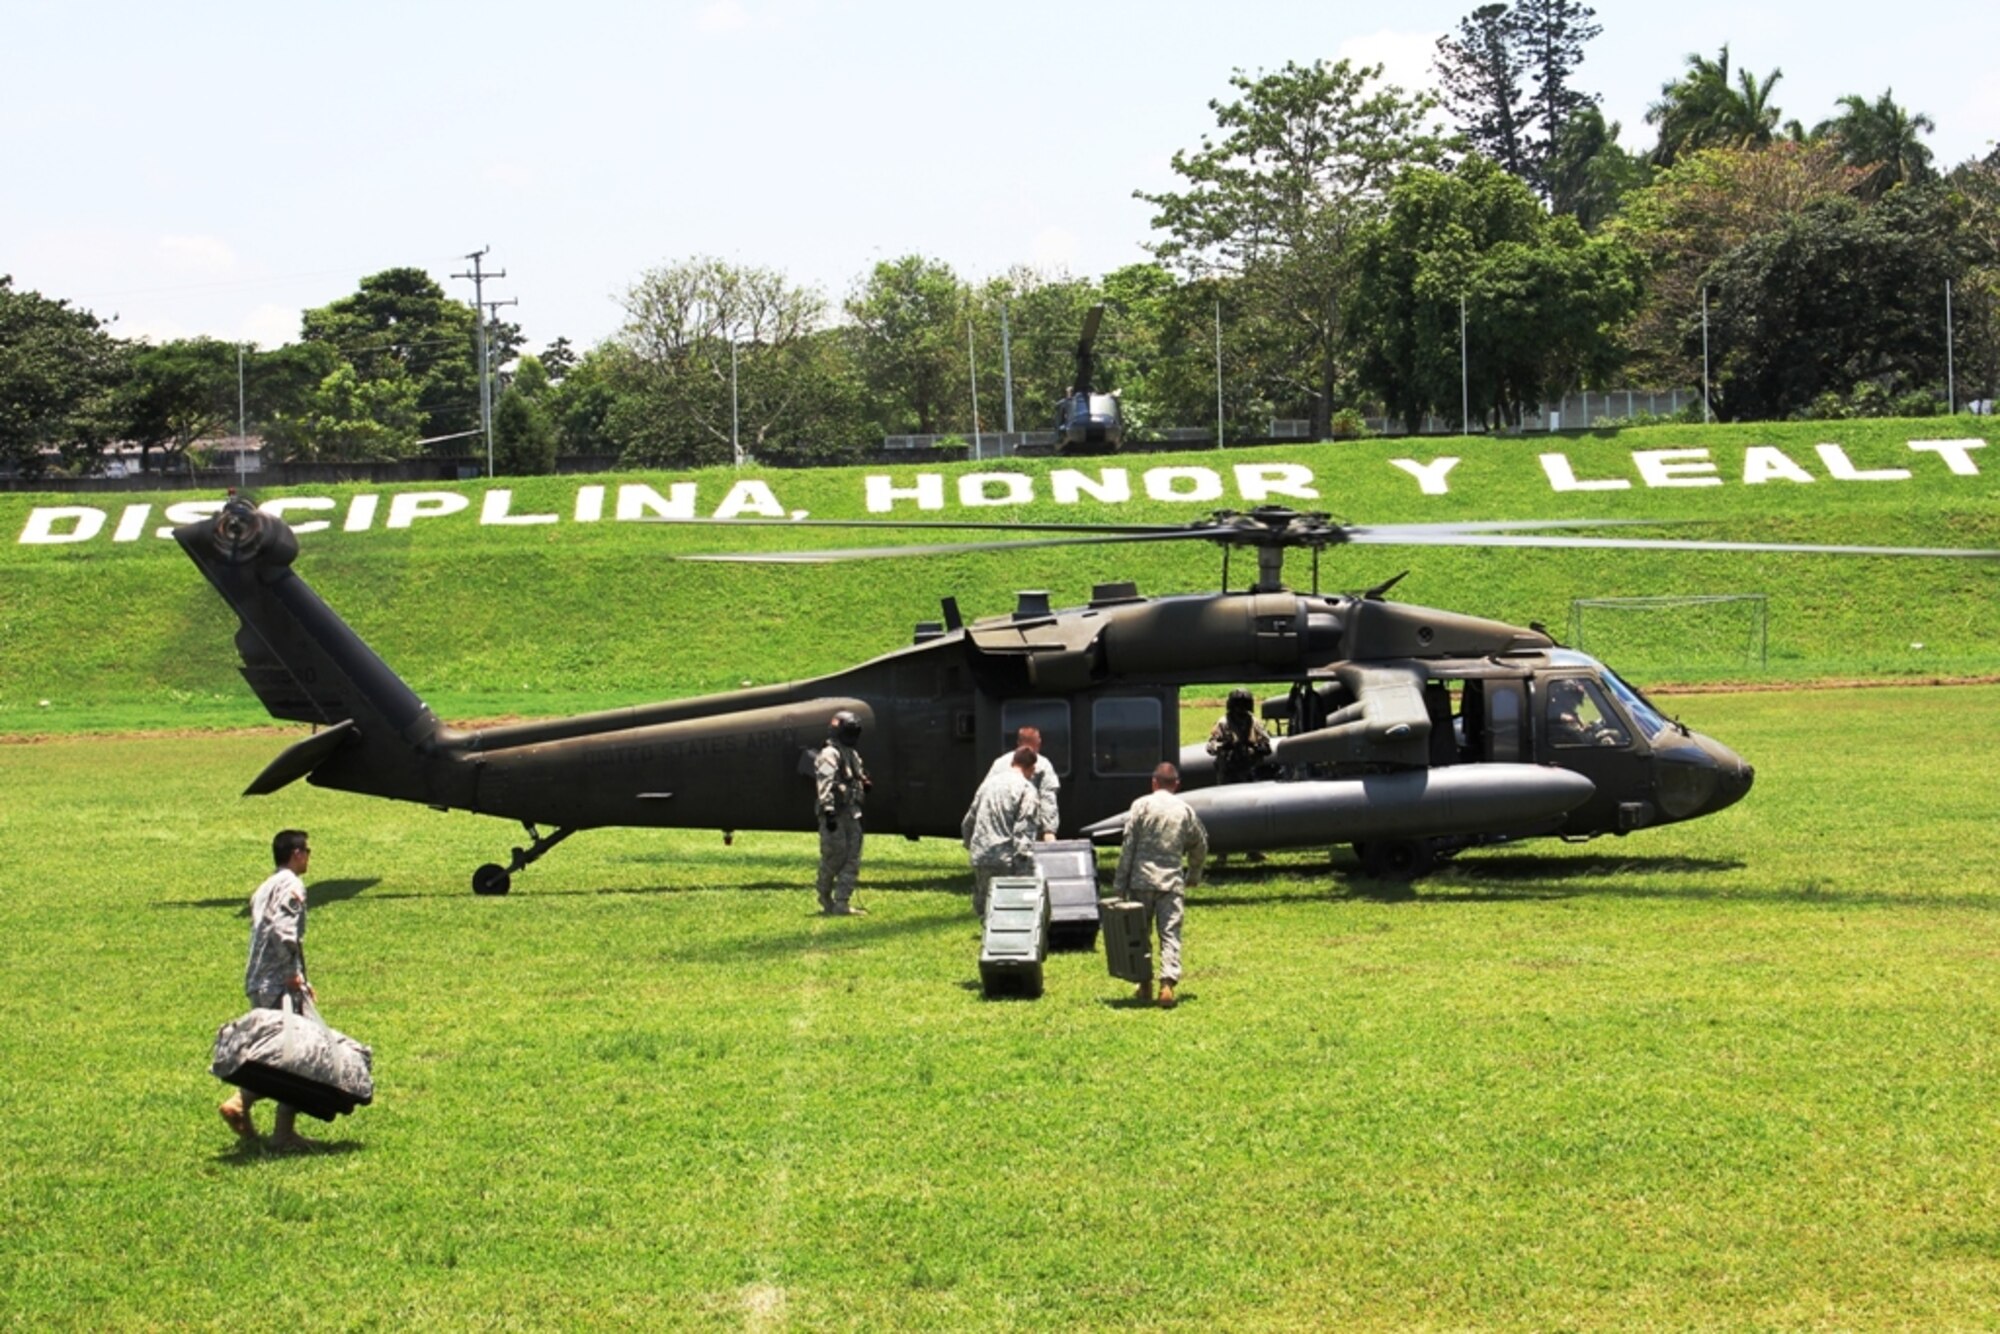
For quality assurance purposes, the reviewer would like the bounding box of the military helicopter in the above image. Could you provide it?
[1054,304,1122,450]
[174,497,1995,893]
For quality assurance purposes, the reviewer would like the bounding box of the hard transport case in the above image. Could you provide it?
[1099,898,1153,985]
[1030,839,1102,952]
[979,875,1049,999]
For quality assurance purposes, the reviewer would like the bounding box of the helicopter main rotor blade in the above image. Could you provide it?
[1342,531,2000,559]
[641,516,1191,536]
[678,529,1225,564]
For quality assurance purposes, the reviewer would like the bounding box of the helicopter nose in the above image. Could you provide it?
[1651,732,1754,821]
[1694,734,1754,816]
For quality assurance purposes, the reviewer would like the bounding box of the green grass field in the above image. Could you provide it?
[3,687,1998,1329]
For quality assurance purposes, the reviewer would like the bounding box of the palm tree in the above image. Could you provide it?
[1816,89,1936,201]
[1646,45,1785,166]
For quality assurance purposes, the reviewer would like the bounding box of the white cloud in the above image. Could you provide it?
[484,161,537,190]
[241,304,302,349]
[695,1,751,33]
[1030,226,1080,271]
[1338,29,1443,98]
[156,234,238,275]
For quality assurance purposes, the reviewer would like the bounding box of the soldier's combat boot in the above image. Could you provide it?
[1135,980,1153,1003]
[1157,981,1177,1008]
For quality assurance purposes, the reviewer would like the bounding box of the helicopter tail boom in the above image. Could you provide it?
[175,499,444,802]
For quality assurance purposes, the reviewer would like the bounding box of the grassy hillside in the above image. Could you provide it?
[3,419,1997,734]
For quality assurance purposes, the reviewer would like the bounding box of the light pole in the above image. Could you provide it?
[1700,286,1712,424]
[730,338,742,468]
[1459,293,1469,434]
[1946,277,1956,414]
[967,318,982,459]
[1214,298,1224,448]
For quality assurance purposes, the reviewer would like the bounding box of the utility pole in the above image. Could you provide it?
[452,248,507,476]
[482,297,518,472]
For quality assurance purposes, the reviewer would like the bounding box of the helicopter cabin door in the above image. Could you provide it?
[988,688,1176,836]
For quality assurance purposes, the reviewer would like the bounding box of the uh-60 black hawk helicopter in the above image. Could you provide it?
[174,497,1996,893]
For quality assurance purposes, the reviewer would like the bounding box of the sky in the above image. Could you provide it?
[4,1,1994,356]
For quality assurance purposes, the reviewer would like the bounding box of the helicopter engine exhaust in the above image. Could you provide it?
[1084,766,1595,853]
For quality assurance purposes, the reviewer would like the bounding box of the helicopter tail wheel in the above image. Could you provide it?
[470,824,577,895]
[1352,839,1437,882]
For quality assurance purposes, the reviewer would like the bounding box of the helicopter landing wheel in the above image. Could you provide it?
[1352,839,1436,882]
[473,863,513,896]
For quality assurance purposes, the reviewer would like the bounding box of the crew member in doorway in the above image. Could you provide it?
[1206,688,1272,862]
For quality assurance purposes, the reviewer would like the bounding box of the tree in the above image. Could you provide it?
[844,256,968,436]
[1611,141,1864,384]
[611,256,867,466]
[1699,188,1961,419]
[1515,0,1602,179]
[262,362,424,462]
[1816,89,1937,202]
[301,268,486,449]
[1433,1,1601,201]
[1349,154,1640,430]
[538,336,579,381]
[1140,59,1445,437]
[545,346,623,457]
[1545,105,1650,229]
[1433,5,1533,181]
[0,276,125,475]
[492,387,557,475]
[1646,46,1785,167]
[118,337,240,473]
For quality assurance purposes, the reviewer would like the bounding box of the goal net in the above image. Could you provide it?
[1567,594,1768,675]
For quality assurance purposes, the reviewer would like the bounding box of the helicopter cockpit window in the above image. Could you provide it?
[1091,697,1163,777]
[1001,700,1071,777]
[1550,649,1669,740]
[1545,678,1631,749]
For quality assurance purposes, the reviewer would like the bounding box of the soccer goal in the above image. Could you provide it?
[1568,594,1769,674]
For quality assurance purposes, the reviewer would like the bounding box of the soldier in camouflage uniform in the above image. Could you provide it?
[962,746,1042,918]
[1206,688,1273,781]
[985,726,1061,842]
[814,710,872,915]
[1113,762,1208,1008]
[218,829,320,1151]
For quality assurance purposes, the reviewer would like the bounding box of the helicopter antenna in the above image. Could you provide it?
[1363,570,1409,601]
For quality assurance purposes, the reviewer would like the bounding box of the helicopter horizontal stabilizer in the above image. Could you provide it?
[1085,766,1595,854]
[243,719,360,796]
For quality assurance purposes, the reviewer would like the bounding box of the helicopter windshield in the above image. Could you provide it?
[1549,649,1671,740]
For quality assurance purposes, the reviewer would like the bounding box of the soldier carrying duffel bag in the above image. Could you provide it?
[213,830,372,1151]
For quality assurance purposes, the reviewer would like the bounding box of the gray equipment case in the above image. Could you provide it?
[1030,839,1102,952]
[211,995,374,1122]
[979,875,1049,999]
[1099,899,1153,985]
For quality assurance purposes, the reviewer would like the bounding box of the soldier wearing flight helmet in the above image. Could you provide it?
[813,709,872,915]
